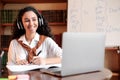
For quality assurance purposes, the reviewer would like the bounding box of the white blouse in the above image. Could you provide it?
[7,33,62,65]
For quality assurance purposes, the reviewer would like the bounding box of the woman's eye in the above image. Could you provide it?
[32,18,37,21]
[24,20,29,22]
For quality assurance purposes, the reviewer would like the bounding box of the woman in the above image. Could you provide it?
[7,6,62,65]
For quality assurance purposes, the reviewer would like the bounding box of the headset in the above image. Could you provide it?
[17,19,23,30]
[17,13,44,30]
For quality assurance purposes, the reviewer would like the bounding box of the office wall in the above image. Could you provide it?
[67,0,120,47]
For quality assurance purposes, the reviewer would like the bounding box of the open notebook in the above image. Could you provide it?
[40,32,106,77]
[6,64,61,72]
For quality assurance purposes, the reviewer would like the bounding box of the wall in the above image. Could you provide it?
[67,0,120,47]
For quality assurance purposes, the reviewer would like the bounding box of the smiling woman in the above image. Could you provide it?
[7,6,62,65]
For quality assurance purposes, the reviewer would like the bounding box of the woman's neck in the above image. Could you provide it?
[25,32,36,44]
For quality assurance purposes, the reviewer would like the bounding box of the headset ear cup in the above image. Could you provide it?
[41,18,44,25]
[19,22,23,29]
[39,17,44,26]
[17,20,23,30]
[17,20,20,29]
[39,18,42,26]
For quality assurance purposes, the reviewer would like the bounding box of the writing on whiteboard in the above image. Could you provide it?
[68,0,120,46]
[96,0,120,32]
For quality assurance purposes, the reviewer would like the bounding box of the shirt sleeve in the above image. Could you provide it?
[7,40,17,65]
[45,37,62,58]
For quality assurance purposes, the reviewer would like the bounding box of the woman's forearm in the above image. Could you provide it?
[45,57,61,65]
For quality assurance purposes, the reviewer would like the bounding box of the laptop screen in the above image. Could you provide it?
[61,32,105,76]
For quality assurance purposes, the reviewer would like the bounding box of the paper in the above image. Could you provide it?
[6,64,61,72]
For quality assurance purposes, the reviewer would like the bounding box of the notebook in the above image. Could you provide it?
[40,32,106,77]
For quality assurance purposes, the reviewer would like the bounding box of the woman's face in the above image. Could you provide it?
[22,11,38,34]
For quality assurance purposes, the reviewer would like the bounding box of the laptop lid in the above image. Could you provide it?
[61,32,105,76]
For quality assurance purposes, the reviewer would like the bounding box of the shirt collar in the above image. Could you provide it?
[18,33,40,44]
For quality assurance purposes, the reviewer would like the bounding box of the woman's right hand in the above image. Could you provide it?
[16,59,28,65]
[31,56,46,65]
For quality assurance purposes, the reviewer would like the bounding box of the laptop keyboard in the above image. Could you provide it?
[48,67,61,73]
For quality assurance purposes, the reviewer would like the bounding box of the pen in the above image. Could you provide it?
[37,50,42,56]
[30,50,42,64]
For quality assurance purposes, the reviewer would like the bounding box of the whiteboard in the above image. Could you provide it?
[67,0,120,47]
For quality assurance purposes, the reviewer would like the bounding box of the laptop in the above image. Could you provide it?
[40,32,106,77]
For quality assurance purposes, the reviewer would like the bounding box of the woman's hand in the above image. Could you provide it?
[16,59,28,65]
[31,56,46,65]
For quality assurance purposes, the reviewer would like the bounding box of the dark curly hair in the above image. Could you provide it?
[12,6,54,39]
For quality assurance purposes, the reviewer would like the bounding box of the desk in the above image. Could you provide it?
[0,68,112,80]
[105,47,120,72]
